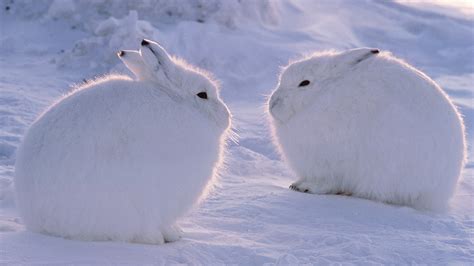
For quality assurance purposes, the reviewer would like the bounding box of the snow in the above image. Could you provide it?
[396,0,474,19]
[1,0,473,264]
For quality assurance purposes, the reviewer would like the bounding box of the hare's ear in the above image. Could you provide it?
[347,47,380,65]
[140,39,173,74]
[117,50,150,80]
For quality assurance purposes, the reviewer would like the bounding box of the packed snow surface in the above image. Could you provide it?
[0,0,473,264]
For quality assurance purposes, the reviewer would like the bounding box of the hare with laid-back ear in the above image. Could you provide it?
[14,39,231,244]
[268,48,466,211]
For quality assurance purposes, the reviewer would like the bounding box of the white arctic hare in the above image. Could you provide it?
[14,39,231,244]
[268,48,466,211]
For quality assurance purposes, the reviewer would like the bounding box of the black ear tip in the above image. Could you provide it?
[371,49,380,54]
[141,39,150,46]
[117,50,125,57]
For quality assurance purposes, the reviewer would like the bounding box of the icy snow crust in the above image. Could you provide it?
[1,0,473,264]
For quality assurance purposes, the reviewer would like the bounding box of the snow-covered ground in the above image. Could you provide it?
[1,0,473,264]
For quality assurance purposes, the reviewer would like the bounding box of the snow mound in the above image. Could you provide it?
[57,10,158,71]
[5,0,278,73]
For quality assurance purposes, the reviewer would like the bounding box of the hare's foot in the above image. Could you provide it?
[163,225,182,243]
[289,178,335,194]
[290,180,310,193]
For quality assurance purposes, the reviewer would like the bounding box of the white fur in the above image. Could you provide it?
[14,40,231,244]
[118,50,153,81]
[268,48,466,211]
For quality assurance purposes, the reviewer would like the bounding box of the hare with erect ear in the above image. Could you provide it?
[268,48,466,211]
[14,39,231,244]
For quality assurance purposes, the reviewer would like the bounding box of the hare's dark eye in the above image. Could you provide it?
[197,92,208,99]
[298,80,310,87]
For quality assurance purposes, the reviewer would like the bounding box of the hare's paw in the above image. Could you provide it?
[163,225,182,243]
[290,180,310,193]
[289,179,334,194]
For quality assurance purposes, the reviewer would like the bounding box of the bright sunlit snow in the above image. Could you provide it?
[1,0,473,264]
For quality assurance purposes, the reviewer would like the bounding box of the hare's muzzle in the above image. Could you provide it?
[269,97,281,112]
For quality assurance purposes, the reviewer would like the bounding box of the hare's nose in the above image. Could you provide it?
[117,50,125,57]
[141,39,150,46]
[269,96,282,111]
[371,49,380,54]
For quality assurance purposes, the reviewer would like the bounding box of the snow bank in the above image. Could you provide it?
[4,0,278,73]
[57,10,158,71]
[396,0,474,19]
